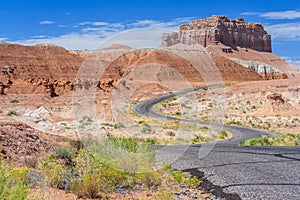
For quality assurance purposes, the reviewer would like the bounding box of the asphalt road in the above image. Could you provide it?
[133,86,300,200]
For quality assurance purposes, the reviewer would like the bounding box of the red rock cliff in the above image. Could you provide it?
[162,15,272,52]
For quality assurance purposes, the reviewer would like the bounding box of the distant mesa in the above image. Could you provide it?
[103,44,132,50]
[161,15,272,52]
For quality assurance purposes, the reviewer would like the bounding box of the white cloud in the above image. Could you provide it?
[242,10,300,19]
[261,10,300,19]
[31,35,47,39]
[265,22,300,40]
[39,20,55,25]
[282,56,300,66]
[241,12,261,16]
[10,33,103,50]
[78,21,108,26]
[129,17,195,29]
[8,28,172,50]
[0,37,8,41]
[9,17,194,50]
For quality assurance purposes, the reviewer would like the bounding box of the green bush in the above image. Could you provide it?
[152,189,173,200]
[113,122,125,129]
[55,147,73,161]
[6,110,17,116]
[0,158,29,200]
[218,130,229,139]
[9,99,19,104]
[240,134,300,146]
[40,137,202,198]
[227,120,243,126]
[172,170,199,188]
[100,122,113,127]
[166,131,175,136]
[141,124,153,134]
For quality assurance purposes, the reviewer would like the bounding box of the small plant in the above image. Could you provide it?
[55,147,73,161]
[218,130,229,139]
[166,131,175,136]
[224,82,232,87]
[0,158,29,200]
[141,123,153,134]
[9,99,19,104]
[100,122,113,127]
[152,189,173,200]
[172,170,200,188]
[227,120,243,126]
[6,110,17,116]
[239,134,300,146]
[113,122,125,129]
[175,111,181,116]
[60,122,68,126]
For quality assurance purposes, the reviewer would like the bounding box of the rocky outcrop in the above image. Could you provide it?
[162,15,272,52]
[0,43,82,95]
[266,93,291,113]
[0,120,62,160]
[230,58,288,80]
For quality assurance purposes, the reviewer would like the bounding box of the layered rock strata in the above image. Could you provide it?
[162,15,272,52]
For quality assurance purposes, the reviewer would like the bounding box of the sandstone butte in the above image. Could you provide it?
[0,15,296,98]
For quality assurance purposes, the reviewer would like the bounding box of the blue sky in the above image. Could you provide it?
[0,0,300,65]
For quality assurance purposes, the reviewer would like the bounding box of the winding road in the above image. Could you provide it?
[133,85,300,200]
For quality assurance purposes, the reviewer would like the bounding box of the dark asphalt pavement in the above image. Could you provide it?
[133,86,300,200]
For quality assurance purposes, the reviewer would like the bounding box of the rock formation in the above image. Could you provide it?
[0,42,82,95]
[162,15,272,52]
[266,93,291,113]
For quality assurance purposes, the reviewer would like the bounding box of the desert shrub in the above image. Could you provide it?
[40,136,203,198]
[138,170,162,188]
[6,110,17,116]
[41,158,72,189]
[113,122,125,129]
[192,135,211,144]
[208,102,213,108]
[100,122,113,127]
[218,130,228,139]
[55,147,73,161]
[138,120,145,124]
[227,120,243,126]
[9,99,19,104]
[24,156,38,168]
[200,126,209,132]
[69,137,158,197]
[141,123,153,134]
[224,82,232,87]
[60,122,67,126]
[166,131,175,136]
[0,159,29,200]
[175,111,181,116]
[172,170,199,188]
[87,137,155,173]
[240,134,300,146]
[152,189,173,200]
[81,115,93,122]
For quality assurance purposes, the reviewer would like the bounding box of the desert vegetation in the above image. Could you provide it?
[0,136,205,199]
[239,134,300,146]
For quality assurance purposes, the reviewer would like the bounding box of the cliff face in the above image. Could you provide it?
[162,15,272,52]
[0,43,82,96]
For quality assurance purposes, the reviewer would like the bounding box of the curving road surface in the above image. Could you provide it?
[133,85,300,200]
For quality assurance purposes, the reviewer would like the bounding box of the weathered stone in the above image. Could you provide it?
[162,15,272,52]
